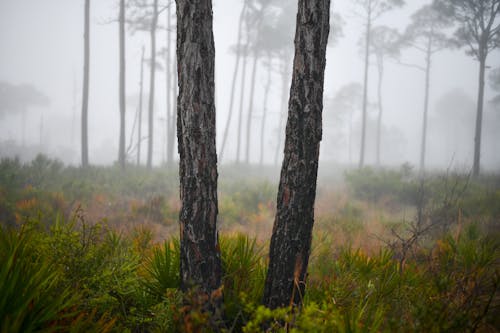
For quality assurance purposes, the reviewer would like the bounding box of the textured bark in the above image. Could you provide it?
[118,0,126,169]
[81,0,90,168]
[359,0,371,169]
[137,46,145,166]
[176,0,222,304]
[220,2,246,163]
[263,0,330,309]
[147,0,158,169]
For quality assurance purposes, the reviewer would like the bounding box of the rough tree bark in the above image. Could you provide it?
[263,0,330,309]
[147,0,158,169]
[176,0,222,308]
[81,0,90,168]
[118,0,126,169]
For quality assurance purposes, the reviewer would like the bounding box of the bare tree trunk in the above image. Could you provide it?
[137,46,145,166]
[359,0,371,169]
[236,46,248,164]
[176,0,222,312]
[274,55,290,166]
[147,0,158,169]
[220,2,247,163]
[118,0,126,169]
[473,50,486,177]
[245,52,259,164]
[260,53,272,166]
[81,0,90,168]
[263,0,330,310]
[375,55,383,167]
[419,37,432,174]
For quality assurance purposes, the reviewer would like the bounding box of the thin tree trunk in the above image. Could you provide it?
[81,0,90,168]
[236,46,248,164]
[147,0,158,169]
[137,46,145,166]
[166,4,174,166]
[245,52,259,164]
[118,0,126,169]
[260,53,272,166]
[359,1,371,169]
[274,55,290,166]
[419,37,432,174]
[263,0,330,309]
[220,1,247,163]
[375,55,383,167]
[176,0,222,311]
[473,51,486,177]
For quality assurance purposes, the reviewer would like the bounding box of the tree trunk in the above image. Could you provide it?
[260,53,272,166]
[274,54,291,166]
[236,46,248,164]
[147,0,158,169]
[263,0,330,309]
[81,0,90,168]
[375,54,383,167]
[473,50,486,177]
[118,0,126,169]
[419,37,432,174]
[220,2,246,163]
[359,0,371,169]
[137,46,145,166]
[176,0,222,310]
[245,52,259,164]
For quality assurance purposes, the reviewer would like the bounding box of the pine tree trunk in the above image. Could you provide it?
[245,52,259,164]
[147,0,158,169]
[419,38,432,174]
[260,53,272,166]
[118,0,126,169]
[375,55,383,167]
[473,51,486,177]
[137,46,145,166]
[220,2,246,163]
[263,0,330,309]
[176,0,222,309]
[359,1,371,169]
[81,0,90,168]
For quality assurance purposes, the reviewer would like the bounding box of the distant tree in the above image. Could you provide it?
[401,4,452,173]
[489,67,500,105]
[434,0,500,176]
[263,0,330,309]
[176,0,222,316]
[165,4,176,166]
[137,46,145,165]
[118,0,127,169]
[369,25,400,167]
[82,0,90,167]
[353,0,404,168]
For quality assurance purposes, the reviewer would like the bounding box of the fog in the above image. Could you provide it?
[0,0,499,172]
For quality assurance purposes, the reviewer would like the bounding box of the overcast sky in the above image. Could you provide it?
[0,0,498,171]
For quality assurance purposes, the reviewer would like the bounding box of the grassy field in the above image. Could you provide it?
[1,154,499,332]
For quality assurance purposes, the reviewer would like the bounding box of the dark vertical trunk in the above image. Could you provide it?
[263,0,330,309]
[166,5,174,166]
[81,0,90,168]
[118,0,126,169]
[147,0,158,169]
[236,46,248,164]
[176,0,222,310]
[220,2,247,163]
[137,46,145,166]
[274,55,290,166]
[359,0,371,169]
[419,37,432,174]
[245,52,259,164]
[473,49,486,177]
[260,53,272,166]
[375,55,383,167]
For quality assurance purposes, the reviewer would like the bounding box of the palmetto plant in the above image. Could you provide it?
[143,238,180,300]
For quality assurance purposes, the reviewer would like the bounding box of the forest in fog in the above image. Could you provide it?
[0,0,499,172]
[0,0,499,332]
